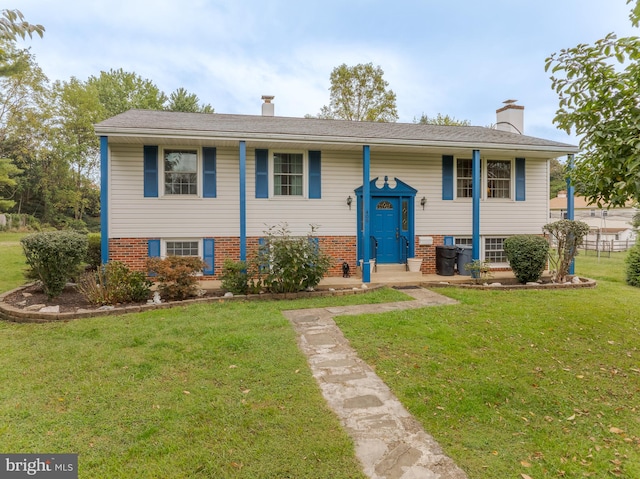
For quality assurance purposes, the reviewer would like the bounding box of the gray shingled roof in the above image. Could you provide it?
[95,109,578,153]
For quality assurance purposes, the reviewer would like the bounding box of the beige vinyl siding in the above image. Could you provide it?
[109,145,239,238]
[246,149,361,237]
[109,143,552,241]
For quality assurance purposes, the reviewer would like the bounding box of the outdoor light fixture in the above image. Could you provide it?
[421,196,427,209]
[347,195,353,209]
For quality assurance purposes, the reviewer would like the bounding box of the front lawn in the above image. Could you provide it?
[335,251,640,478]
[0,231,28,293]
[0,288,409,478]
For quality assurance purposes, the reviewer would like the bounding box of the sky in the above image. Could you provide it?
[10,0,640,145]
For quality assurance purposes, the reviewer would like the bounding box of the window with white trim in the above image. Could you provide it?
[456,159,473,198]
[164,149,198,195]
[455,237,473,247]
[485,237,507,263]
[165,240,199,257]
[486,160,511,199]
[273,152,303,196]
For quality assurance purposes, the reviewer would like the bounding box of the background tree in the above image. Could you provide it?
[414,113,470,126]
[0,157,21,211]
[316,63,398,122]
[86,68,167,118]
[549,158,566,199]
[546,0,640,206]
[166,87,214,113]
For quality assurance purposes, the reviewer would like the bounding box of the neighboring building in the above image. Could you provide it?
[550,191,637,248]
[95,99,578,281]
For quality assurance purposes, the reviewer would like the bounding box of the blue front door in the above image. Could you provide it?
[372,197,400,263]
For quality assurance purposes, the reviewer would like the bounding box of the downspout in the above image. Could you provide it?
[100,136,109,265]
[362,145,371,283]
[472,149,481,261]
[239,141,247,261]
[566,153,575,275]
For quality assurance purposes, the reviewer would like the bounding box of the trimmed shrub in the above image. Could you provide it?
[21,231,88,298]
[86,233,102,270]
[77,261,151,305]
[146,256,207,301]
[504,235,550,283]
[253,223,332,293]
[625,243,640,287]
[220,259,249,295]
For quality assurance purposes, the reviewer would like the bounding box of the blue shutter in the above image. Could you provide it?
[203,238,215,275]
[147,239,161,277]
[202,147,217,198]
[515,157,526,201]
[444,236,454,246]
[255,149,269,198]
[442,155,454,200]
[308,150,321,199]
[143,146,159,198]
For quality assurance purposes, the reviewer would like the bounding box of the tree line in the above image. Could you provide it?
[4,0,639,232]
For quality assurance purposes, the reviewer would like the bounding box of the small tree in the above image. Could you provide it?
[254,224,332,293]
[21,231,88,298]
[504,235,550,283]
[543,220,590,283]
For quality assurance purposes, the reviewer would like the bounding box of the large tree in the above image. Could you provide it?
[316,63,398,122]
[545,0,640,206]
[86,68,167,118]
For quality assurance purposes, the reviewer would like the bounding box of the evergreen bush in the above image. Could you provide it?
[504,235,550,283]
[220,259,249,295]
[21,231,88,298]
[86,233,102,270]
[625,242,640,287]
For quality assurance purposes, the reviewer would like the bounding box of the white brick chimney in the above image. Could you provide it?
[261,95,275,116]
[496,99,524,134]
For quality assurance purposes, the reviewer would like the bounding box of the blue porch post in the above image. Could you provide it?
[100,136,109,265]
[566,153,575,274]
[362,145,371,283]
[239,141,247,261]
[472,149,481,261]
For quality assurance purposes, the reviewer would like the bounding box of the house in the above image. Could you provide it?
[94,99,578,282]
[550,191,637,249]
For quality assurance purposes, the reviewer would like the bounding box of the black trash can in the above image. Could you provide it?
[456,246,473,276]
[436,245,457,276]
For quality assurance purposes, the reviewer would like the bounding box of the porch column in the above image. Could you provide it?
[472,149,481,261]
[239,141,247,261]
[566,153,575,274]
[100,136,109,265]
[362,145,371,283]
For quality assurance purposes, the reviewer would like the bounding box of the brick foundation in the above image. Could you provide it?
[108,235,512,278]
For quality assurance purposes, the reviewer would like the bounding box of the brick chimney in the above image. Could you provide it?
[496,99,524,134]
[261,95,275,116]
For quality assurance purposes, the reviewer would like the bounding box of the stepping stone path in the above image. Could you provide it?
[283,288,468,479]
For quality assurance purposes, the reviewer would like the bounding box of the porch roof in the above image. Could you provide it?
[95,109,578,157]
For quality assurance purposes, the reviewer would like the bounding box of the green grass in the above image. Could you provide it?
[335,251,640,478]
[0,286,408,478]
[0,231,28,292]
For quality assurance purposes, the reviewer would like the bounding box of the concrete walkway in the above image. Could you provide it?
[283,288,468,479]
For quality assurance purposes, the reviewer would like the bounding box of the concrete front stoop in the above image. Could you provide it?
[283,288,468,479]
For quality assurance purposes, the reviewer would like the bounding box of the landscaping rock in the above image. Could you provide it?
[25,304,46,311]
[224,292,233,297]
[39,305,60,313]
